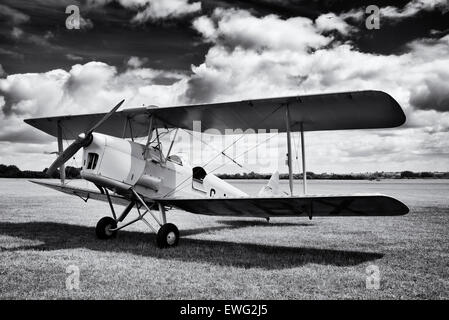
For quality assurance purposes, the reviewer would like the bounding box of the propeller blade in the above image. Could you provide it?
[87,99,125,135]
[46,99,125,177]
[46,135,91,176]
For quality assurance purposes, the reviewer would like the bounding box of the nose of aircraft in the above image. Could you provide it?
[45,100,124,176]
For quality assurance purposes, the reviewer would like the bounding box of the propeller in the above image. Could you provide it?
[46,99,125,176]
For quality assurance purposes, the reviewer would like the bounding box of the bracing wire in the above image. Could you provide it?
[200,105,284,170]
[208,132,280,175]
[162,131,280,197]
[181,129,244,168]
[149,128,174,145]
[160,104,285,198]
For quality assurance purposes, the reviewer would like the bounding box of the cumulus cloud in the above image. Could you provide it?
[0,61,189,116]
[339,0,449,25]
[405,35,449,112]
[315,13,352,35]
[1,7,449,172]
[409,35,449,112]
[126,56,148,68]
[131,0,201,22]
[88,0,201,22]
[185,7,449,172]
[66,53,84,61]
[0,61,190,152]
[380,0,448,19]
[0,59,193,169]
[0,127,54,144]
[193,8,332,51]
[409,73,449,113]
[188,9,449,118]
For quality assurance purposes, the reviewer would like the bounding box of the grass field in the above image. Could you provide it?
[0,179,448,299]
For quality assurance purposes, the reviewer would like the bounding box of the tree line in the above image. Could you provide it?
[217,171,449,180]
[0,164,81,179]
[1,164,448,180]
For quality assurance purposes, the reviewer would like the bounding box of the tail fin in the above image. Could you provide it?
[258,171,280,197]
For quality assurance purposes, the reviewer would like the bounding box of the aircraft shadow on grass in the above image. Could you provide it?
[182,220,312,236]
[0,221,383,270]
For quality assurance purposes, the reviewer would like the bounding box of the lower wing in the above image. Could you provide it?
[30,180,130,206]
[30,180,409,217]
[159,195,409,217]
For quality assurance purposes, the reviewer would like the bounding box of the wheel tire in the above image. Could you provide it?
[96,216,117,239]
[156,223,179,248]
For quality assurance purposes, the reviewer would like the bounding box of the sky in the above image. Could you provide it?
[0,0,449,174]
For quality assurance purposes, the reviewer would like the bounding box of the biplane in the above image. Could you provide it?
[24,90,409,248]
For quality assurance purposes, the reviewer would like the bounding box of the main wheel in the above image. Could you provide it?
[156,223,179,248]
[96,216,117,239]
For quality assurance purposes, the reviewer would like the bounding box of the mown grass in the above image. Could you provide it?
[0,179,448,299]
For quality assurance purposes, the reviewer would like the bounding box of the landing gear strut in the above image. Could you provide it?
[95,187,179,248]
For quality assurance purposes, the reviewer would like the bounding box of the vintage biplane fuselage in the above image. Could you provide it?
[80,132,248,200]
[25,90,410,248]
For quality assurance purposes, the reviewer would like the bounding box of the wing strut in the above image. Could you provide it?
[166,128,179,158]
[285,105,293,196]
[300,122,307,195]
[286,108,307,195]
[57,121,65,184]
[145,115,154,152]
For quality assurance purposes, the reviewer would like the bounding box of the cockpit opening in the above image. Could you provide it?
[192,166,207,182]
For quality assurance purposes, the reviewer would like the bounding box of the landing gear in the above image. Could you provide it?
[98,187,180,248]
[96,216,117,239]
[156,223,179,248]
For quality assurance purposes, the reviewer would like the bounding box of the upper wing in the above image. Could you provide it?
[24,90,405,139]
[30,180,130,206]
[158,194,409,217]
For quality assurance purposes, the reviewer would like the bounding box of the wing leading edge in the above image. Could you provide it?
[30,180,130,206]
[158,194,409,217]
